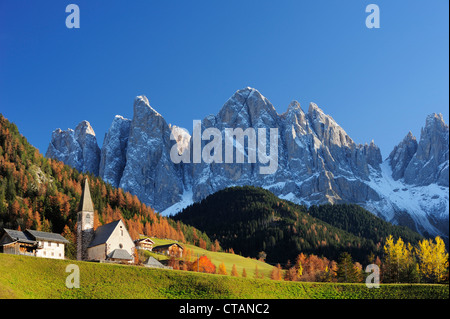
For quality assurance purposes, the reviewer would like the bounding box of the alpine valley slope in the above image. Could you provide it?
[46,87,449,238]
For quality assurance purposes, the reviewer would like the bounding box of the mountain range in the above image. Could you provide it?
[45,87,449,238]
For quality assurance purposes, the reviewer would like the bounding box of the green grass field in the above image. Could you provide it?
[0,254,448,299]
[148,237,274,278]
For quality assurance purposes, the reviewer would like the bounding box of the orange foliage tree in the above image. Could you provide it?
[190,255,216,274]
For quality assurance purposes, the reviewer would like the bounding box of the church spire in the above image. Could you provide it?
[77,178,95,261]
[78,178,94,212]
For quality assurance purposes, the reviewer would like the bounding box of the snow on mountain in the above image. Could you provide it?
[365,160,449,236]
[45,88,449,238]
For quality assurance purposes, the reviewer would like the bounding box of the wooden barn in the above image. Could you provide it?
[152,243,184,258]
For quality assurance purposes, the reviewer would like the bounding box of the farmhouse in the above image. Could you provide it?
[0,228,70,259]
[152,243,184,258]
[77,179,135,263]
[134,237,155,251]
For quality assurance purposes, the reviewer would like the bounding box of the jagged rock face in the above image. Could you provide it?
[388,132,418,180]
[46,121,100,175]
[46,88,449,238]
[188,87,383,207]
[99,115,131,187]
[118,96,185,211]
[403,113,449,187]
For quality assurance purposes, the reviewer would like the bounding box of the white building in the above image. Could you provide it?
[0,228,70,259]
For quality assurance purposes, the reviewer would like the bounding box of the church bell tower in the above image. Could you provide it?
[77,178,95,261]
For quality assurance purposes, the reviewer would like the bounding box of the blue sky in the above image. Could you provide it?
[0,0,448,158]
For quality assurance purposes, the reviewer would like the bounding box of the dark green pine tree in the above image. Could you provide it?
[336,252,361,283]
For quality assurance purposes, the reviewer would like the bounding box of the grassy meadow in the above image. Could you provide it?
[147,237,274,278]
[0,253,448,299]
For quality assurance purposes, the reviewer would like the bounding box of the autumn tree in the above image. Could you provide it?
[284,267,298,281]
[270,264,282,280]
[254,264,260,279]
[382,235,419,283]
[231,264,239,277]
[416,236,449,283]
[61,225,76,259]
[218,262,227,275]
[190,255,216,274]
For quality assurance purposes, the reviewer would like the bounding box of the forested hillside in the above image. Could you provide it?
[0,114,217,258]
[173,186,424,264]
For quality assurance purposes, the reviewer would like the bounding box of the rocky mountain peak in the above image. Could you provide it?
[46,121,100,176]
[402,113,449,187]
[134,95,161,118]
[75,120,96,137]
[425,112,446,129]
[217,87,278,128]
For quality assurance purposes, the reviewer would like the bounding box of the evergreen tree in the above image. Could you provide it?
[336,252,360,283]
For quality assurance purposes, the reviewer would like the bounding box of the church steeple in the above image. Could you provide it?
[77,178,95,261]
[78,178,94,212]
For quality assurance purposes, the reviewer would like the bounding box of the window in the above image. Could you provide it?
[48,242,51,247]
[57,243,59,247]
[119,244,123,249]
[86,213,91,225]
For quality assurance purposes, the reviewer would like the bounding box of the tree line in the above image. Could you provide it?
[174,186,424,265]
[159,235,448,284]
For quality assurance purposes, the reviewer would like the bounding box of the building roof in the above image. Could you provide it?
[2,229,36,244]
[26,229,70,244]
[88,220,121,248]
[143,256,167,268]
[1,228,70,244]
[135,238,155,244]
[152,243,184,250]
[78,178,94,212]
[108,248,133,260]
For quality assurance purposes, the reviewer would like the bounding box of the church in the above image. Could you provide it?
[77,179,135,263]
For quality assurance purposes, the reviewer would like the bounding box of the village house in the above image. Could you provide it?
[77,179,135,263]
[152,243,184,258]
[134,237,155,251]
[0,228,70,259]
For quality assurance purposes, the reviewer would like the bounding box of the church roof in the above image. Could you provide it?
[87,220,122,248]
[78,178,94,212]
